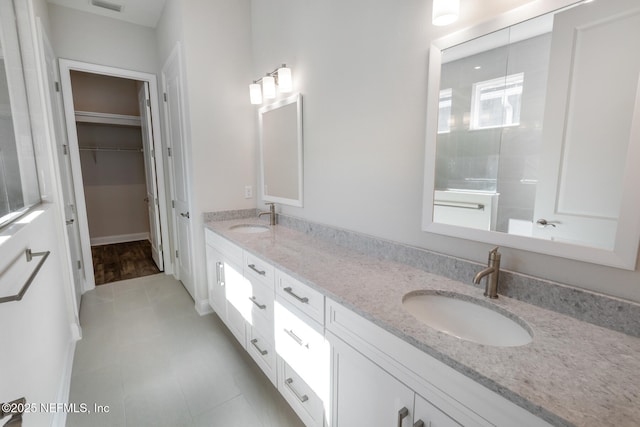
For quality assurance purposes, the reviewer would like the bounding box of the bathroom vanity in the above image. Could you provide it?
[204,217,640,427]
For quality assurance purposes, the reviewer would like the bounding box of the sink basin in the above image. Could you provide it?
[229,224,270,233]
[402,292,532,347]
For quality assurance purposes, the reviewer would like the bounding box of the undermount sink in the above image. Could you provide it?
[402,292,532,347]
[229,224,270,233]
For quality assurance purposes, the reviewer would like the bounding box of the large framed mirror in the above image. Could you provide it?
[259,93,303,207]
[422,0,640,269]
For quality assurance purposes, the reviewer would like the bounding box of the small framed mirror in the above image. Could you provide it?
[259,93,303,207]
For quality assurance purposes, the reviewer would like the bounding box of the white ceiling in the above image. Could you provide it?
[47,0,167,28]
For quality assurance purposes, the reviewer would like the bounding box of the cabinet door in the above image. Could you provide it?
[331,334,414,427]
[224,258,250,346]
[414,394,461,427]
[205,244,226,317]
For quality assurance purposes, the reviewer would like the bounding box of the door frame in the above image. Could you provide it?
[58,59,173,292]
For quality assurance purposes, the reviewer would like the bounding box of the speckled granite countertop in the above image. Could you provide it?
[204,219,640,427]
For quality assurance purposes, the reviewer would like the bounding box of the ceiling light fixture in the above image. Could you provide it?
[432,0,460,26]
[249,64,293,105]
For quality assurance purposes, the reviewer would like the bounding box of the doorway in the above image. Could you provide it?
[59,60,172,291]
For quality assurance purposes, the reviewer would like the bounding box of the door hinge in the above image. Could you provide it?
[175,250,179,259]
[55,81,61,92]
[150,148,154,158]
[172,200,175,208]
[159,244,163,252]
[155,198,159,205]
[146,98,151,107]
[77,260,82,270]
[63,144,68,155]
[168,147,172,157]
[163,93,168,102]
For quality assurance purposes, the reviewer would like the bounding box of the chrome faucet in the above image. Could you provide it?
[258,202,276,226]
[473,247,501,299]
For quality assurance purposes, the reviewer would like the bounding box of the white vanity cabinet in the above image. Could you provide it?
[204,227,551,427]
[329,331,460,427]
[326,298,551,427]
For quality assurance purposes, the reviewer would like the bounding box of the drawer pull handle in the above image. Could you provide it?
[250,339,268,355]
[283,287,309,303]
[249,296,267,310]
[413,421,425,427]
[285,378,308,403]
[397,407,409,427]
[284,328,308,348]
[248,264,266,275]
[216,261,225,285]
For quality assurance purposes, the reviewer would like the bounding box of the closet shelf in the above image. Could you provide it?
[79,146,143,152]
[75,110,141,127]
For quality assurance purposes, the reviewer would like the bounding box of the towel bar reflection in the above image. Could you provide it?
[0,249,50,304]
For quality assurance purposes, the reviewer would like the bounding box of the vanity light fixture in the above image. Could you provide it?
[249,82,263,104]
[263,74,276,99]
[432,0,460,26]
[249,64,293,105]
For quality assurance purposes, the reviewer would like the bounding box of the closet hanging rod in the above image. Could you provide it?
[79,146,143,152]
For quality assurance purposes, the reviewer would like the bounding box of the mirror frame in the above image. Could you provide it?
[259,93,303,207]
[422,0,640,270]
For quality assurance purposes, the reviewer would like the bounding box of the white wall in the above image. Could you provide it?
[250,0,640,303]
[48,3,157,74]
[0,1,77,425]
[156,0,255,305]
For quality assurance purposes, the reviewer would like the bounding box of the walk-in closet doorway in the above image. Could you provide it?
[59,60,172,291]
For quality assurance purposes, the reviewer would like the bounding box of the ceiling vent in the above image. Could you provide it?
[90,0,123,13]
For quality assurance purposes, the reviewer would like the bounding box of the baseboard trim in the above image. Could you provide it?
[196,299,213,316]
[51,334,78,427]
[90,232,149,246]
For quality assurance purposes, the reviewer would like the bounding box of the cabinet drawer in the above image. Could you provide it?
[247,278,274,338]
[278,358,324,427]
[276,270,324,325]
[247,326,276,385]
[205,229,243,265]
[244,251,275,286]
[275,296,330,396]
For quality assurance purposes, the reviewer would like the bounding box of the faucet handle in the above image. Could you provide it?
[488,247,501,263]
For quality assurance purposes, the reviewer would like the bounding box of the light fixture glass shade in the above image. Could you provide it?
[277,66,293,93]
[249,83,262,104]
[263,75,276,99]
[432,0,459,26]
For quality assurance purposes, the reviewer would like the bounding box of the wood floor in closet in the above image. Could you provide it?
[92,240,161,285]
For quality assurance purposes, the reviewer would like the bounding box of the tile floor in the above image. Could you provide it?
[67,273,304,427]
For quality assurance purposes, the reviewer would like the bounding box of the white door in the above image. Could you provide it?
[42,29,83,309]
[533,0,640,250]
[162,45,194,298]
[138,82,164,270]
